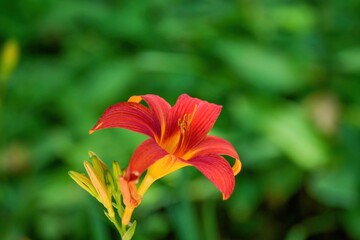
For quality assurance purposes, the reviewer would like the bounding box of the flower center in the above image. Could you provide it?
[160,105,198,155]
[173,104,197,156]
[178,114,191,134]
[177,104,197,135]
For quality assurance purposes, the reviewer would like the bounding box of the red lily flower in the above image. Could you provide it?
[90,94,241,224]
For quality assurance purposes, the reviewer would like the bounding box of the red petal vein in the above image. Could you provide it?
[90,102,160,138]
[127,139,168,179]
[186,101,222,148]
[141,94,171,136]
[187,154,235,200]
[190,136,239,159]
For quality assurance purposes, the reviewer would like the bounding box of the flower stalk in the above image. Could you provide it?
[69,153,136,240]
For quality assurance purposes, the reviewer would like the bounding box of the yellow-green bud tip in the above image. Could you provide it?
[88,151,96,157]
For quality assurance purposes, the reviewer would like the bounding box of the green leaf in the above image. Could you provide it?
[308,167,359,208]
[337,47,360,73]
[215,40,304,93]
[122,221,137,240]
[262,105,328,170]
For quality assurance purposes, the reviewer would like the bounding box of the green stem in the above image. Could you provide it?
[110,215,125,236]
[121,224,127,235]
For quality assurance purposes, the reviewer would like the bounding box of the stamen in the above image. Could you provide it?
[177,105,198,135]
[178,114,188,134]
[189,104,197,123]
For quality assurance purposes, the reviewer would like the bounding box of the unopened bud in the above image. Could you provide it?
[68,170,98,199]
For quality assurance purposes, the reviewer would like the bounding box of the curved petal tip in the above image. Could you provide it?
[232,158,242,176]
[128,95,142,103]
[89,122,103,134]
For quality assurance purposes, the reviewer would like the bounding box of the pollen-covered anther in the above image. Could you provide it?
[178,105,197,135]
[178,114,189,134]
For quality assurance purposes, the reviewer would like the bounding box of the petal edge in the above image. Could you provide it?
[126,139,168,180]
[187,154,235,200]
[90,102,160,138]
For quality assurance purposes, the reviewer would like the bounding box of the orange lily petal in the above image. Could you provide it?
[164,94,203,140]
[126,139,168,181]
[130,94,171,141]
[165,94,222,153]
[186,100,222,148]
[147,154,189,181]
[184,136,242,175]
[187,154,235,200]
[185,136,239,159]
[141,94,171,126]
[89,102,160,138]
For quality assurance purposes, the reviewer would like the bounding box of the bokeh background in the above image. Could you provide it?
[1,0,360,239]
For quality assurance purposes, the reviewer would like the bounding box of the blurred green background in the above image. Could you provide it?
[1,0,360,239]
